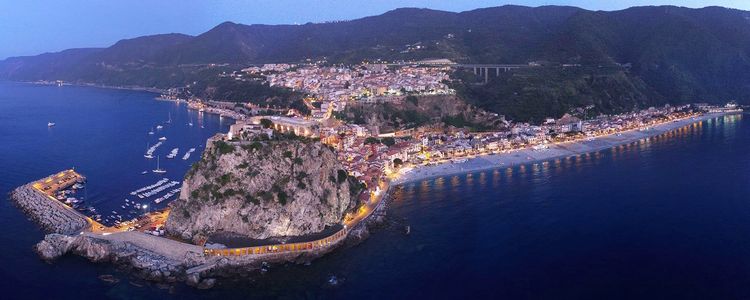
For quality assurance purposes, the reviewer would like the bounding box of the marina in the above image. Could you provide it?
[130,178,170,195]
[138,181,180,198]
[154,188,181,204]
[0,81,233,296]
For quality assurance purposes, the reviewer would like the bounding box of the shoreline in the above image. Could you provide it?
[393,112,740,185]
[17,80,245,121]
[21,80,167,94]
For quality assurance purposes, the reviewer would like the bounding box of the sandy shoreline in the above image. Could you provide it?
[393,112,738,185]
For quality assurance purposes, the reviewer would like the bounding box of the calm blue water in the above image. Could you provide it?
[0,82,232,297]
[2,82,750,299]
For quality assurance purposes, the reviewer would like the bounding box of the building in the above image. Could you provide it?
[246,116,320,137]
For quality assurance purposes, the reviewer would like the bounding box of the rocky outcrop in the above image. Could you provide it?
[10,185,89,234]
[166,137,361,243]
[35,232,201,282]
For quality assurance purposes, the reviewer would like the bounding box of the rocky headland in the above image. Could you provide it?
[13,134,377,289]
[166,135,363,244]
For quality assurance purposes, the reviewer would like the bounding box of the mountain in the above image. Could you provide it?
[2,5,750,119]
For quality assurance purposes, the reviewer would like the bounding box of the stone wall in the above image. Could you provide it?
[10,185,89,235]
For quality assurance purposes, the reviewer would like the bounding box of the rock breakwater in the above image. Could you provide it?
[10,184,89,234]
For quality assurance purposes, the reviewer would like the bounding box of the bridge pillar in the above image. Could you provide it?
[484,67,489,83]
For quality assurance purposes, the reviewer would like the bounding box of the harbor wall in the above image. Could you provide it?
[10,184,90,235]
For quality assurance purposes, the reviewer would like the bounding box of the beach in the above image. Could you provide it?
[393,112,737,185]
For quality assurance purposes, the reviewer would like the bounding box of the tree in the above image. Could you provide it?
[406,95,418,106]
[381,137,396,146]
[365,137,380,144]
[260,118,273,129]
[393,158,403,167]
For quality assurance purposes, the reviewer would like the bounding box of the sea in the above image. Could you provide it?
[1,81,750,299]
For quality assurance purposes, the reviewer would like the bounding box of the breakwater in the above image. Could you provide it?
[10,184,90,235]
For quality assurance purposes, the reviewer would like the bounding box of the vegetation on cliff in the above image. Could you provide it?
[167,136,361,243]
[333,94,503,132]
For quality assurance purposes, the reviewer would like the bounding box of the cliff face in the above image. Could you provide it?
[166,137,358,243]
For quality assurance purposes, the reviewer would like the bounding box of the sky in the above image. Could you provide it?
[1,0,749,59]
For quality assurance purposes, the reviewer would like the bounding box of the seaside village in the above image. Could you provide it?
[162,62,744,216]
[13,61,743,266]
[37,61,740,236]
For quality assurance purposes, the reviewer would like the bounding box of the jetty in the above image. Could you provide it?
[10,170,92,234]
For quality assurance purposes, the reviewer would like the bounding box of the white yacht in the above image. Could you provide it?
[144,143,154,159]
[159,136,167,141]
[166,148,179,159]
[47,122,55,127]
[182,148,196,160]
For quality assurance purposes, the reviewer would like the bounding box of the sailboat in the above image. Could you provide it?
[148,127,154,135]
[166,112,172,124]
[152,156,166,174]
[188,114,194,127]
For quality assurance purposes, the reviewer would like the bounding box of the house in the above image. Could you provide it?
[556,114,584,133]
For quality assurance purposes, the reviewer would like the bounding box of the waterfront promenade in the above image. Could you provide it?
[393,112,739,185]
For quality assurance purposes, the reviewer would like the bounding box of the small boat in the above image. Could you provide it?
[152,156,166,174]
[166,148,179,159]
[156,125,163,130]
[144,142,154,159]
[47,122,56,127]
[141,170,148,174]
[182,148,196,160]
[158,137,167,141]
[148,127,154,135]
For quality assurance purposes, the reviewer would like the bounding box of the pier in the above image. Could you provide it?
[11,169,170,235]
[11,170,92,235]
